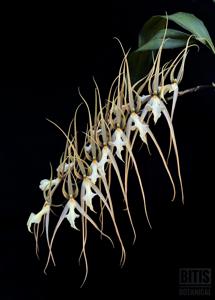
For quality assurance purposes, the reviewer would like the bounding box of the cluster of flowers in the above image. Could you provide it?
[27,37,191,285]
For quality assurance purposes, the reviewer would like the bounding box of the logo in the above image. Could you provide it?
[178,268,212,296]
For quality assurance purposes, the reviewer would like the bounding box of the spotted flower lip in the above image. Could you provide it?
[129,113,149,144]
[65,200,80,230]
[81,178,97,212]
[56,162,74,173]
[88,160,100,184]
[39,178,60,191]
[143,95,165,124]
[84,143,92,152]
[97,146,110,176]
[110,128,126,161]
[27,204,50,232]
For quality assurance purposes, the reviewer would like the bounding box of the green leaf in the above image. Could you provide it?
[130,12,215,82]
[138,16,166,47]
[128,50,152,84]
[162,12,215,54]
[137,29,190,51]
[137,12,215,54]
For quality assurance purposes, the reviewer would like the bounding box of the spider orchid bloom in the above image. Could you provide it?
[52,198,114,238]
[126,112,176,202]
[43,196,114,278]
[139,21,169,124]
[110,126,151,228]
[39,178,60,191]
[140,94,184,202]
[110,128,126,161]
[43,198,80,272]
[27,203,50,233]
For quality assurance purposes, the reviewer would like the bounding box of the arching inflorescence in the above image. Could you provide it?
[27,34,193,286]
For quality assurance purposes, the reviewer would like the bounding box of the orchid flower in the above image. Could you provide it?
[39,178,60,192]
[140,94,184,202]
[27,203,50,233]
[65,199,80,230]
[126,111,176,202]
[27,201,54,264]
[26,22,203,286]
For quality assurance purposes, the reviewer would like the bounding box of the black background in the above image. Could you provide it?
[0,0,215,298]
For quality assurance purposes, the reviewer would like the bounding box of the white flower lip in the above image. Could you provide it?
[98,146,110,176]
[81,179,97,212]
[39,178,60,191]
[130,113,149,144]
[27,204,50,232]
